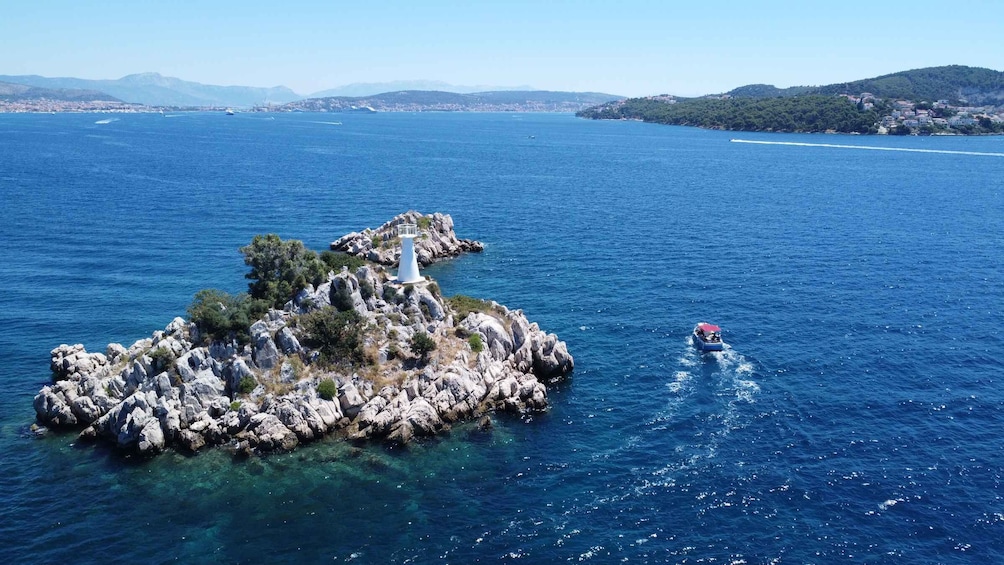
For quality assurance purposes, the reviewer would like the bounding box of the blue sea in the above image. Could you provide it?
[1,112,1002,563]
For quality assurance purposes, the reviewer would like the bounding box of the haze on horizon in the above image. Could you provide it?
[4,0,1002,98]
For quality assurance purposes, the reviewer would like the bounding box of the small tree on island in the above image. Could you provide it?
[240,234,329,309]
[410,332,437,362]
[187,288,269,345]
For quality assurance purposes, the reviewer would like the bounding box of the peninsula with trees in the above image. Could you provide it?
[577,65,1004,135]
[32,212,573,455]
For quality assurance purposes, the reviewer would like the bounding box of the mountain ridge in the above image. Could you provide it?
[284,90,622,112]
[0,72,301,107]
[0,73,550,107]
[0,80,122,102]
[309,80,536,98]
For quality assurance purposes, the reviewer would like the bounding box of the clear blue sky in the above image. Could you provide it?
[3,0,1001,96]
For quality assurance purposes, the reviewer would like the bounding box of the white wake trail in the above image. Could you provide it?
[731,138,1004,157]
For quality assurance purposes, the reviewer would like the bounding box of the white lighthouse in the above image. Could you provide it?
[396,223,423,283]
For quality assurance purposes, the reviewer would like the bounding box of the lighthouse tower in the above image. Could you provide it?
[396,223,423,283]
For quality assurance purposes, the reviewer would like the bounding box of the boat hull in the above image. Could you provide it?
[692,333,724,352]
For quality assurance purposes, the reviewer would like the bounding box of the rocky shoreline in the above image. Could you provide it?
[33,217,572,456]
[330,211,484,266]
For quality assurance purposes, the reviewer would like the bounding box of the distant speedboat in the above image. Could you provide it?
[692,322,724,352]
[225,108,235,115]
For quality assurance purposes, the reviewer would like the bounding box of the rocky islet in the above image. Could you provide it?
[330,210,484,266]
[32,213,572,456]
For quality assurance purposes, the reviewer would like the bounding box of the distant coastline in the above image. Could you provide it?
[0,91,620,114]
[1,74,622,114]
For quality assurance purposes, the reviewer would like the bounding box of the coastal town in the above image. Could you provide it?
[0,99,150,113]
[840,93,1004,134]
[0,96,606,114]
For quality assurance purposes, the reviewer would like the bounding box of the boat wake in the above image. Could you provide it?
[621,340,762,498]
[94,118,118,125]
[476,339,766,557]
[731,138,1004,158]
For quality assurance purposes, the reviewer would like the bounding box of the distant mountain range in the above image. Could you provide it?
[0,81,122,102]
[283,90,622,113]
[309,80,535,98]
[0,73,547,108]
[9,65,1000,114]
[0,73,300,107]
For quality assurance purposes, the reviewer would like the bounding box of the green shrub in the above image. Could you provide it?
[320,250,366,273]
[238,375,256,394]
[149,347,176,373]
[446,294,492,322]
[299,307,370,367]
[317,378,338,401]
[410,332,437,360]
[187,289,270,345]
[230,400,242,411]
[468,333,484,353]
[241,234,328,308]
[382,285,401,304]
[370,234,382,248]
[417,217,432,230]
[330,283,355,312]
[359,279,374,300]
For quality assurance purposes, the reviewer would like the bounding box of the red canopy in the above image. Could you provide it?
[697,323,720,332]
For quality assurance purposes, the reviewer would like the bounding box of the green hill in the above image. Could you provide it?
[726,83,813,98]
[723,65,1004,105]
[580,95,879,133]
[578,65,1004,134]
[814,65,1004,105]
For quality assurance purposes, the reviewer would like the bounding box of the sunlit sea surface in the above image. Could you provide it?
[1,112,1002,563]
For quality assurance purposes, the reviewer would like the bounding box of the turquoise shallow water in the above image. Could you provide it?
[1,112,1003,563]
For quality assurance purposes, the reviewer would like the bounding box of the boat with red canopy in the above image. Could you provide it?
[692,322,724,352]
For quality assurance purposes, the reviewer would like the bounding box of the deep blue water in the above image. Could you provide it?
[1,112,1003,563]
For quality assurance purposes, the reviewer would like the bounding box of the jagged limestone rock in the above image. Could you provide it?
[31,214,573,456]
[330,211,484,266]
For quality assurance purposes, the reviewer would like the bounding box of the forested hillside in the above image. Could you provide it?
[578,65,1004,134]
[579,96,879,133]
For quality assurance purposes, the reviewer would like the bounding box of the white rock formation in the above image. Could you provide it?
[330,211,484,266]
[33,250,572,456]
